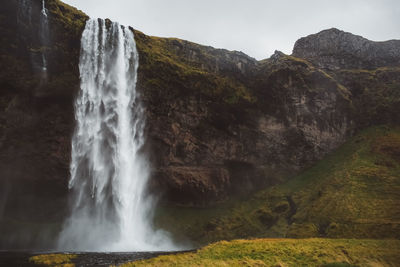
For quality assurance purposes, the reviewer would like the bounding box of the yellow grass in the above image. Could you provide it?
[29,253,77,267]
[121,238,400,267]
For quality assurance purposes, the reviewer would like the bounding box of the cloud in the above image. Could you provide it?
[62,0,400,60]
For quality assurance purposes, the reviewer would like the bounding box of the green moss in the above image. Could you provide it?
[285,55,315,68]
[48,0,88,34]
[338,67,400,75]
[122,238,400,267]
[273,201,289,213]
[287,223,319,238]
[155,126,400,245]
[133,31,255,104]
[334,67,400,126]
[252,208,276,229]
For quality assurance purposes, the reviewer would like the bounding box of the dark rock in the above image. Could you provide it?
[292,28,400,70]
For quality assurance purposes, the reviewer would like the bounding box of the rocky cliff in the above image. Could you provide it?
[0,0,399,248]
[293,28,400,70]
[136,34,354,206]
[0,0,87,237]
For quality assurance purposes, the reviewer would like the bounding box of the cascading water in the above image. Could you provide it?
[58,18,176,252]
[41,0,47,17]
[17,0,49,77]
[39,0,49,73]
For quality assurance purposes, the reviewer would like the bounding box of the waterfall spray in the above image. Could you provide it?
[58,18,176,252]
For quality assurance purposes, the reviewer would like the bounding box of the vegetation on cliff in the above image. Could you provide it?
[155,126,400,245]
[134,30,256,104]
[334,67,400,127]
[47,0,87,33]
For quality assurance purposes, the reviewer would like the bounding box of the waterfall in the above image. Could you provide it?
[17,0,49,77]
[41,0,47,17]
[58,18,175,252]
[39,0,49,73]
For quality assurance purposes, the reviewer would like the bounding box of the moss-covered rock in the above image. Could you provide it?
[155,126,400,245]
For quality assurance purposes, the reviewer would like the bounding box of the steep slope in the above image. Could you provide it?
[333,67,400,127]
[293,28,400,128]
[155,126,400,244]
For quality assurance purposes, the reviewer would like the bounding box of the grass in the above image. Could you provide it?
[337,67,400,75]
[334,67,400,126]
[121,238,400,266]
[155,126,400,245]
[133,30,256,104]
[29,253,77,267]
[48,0,88,34]
[283,126,400,238]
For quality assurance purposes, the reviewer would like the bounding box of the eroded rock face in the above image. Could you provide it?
[292,28,400,70]
[140,46,353,205]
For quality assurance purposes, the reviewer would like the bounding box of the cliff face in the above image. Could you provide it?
[135,33,353,205]
[0,0,400,248]
[293,28,400,70]
[0,0,87,230]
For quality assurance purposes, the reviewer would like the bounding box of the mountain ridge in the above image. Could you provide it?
[292,27,400,70]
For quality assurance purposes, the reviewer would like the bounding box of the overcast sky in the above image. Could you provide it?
[62,0,399,60]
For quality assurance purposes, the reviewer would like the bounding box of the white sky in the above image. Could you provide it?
[62,0,400,60]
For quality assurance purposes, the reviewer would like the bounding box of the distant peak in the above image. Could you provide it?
[270,50,285,60]
[292,28,400,70]
[319,28,343,34]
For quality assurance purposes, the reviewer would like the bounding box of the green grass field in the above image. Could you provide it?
[122,238,400,267]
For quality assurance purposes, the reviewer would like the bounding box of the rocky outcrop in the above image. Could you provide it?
[292,28,400,70]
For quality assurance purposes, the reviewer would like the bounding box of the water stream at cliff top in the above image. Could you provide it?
[40,0,49,74]
[17,0,49,79]
[58,18,175,252]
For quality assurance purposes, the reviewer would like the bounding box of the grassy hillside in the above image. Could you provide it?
[134,30,257,105]
[155,126,400,245]
[122,238,400,267]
